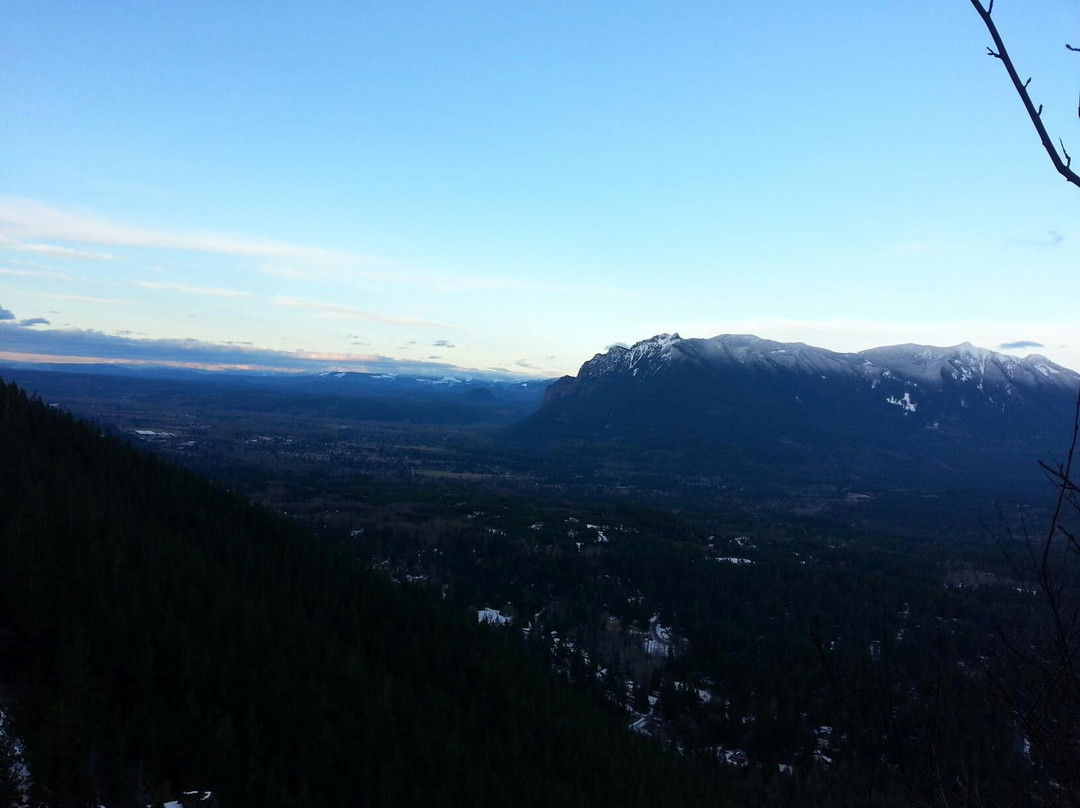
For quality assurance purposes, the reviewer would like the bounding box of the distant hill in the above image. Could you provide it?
[0,366,550,426]
[0,380,729,808]
[506,334,1080,497]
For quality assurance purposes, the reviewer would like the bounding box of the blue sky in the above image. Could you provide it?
[2,0,1079,378]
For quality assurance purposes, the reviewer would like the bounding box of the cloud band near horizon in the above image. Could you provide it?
[0,321,539,379]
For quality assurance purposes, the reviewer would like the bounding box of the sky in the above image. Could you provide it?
[2,0,1079,379]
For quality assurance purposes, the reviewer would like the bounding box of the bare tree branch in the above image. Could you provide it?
[970,0,1080,188]
[991,388,1080,806]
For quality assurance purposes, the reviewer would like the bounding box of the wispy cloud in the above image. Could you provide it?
[134,280,252,299]
[0,324,528,377]
[18,317,50,327]
[271,295,451,328]
[0,196,380,267]
[0,196,626,303]
[0,306,13,320]
[998,340,1045,350]
[424,274,570,294]
[1011,230,1065,248]
[5,241,115,260]
[259,264,319,281]
[0,266,75,281]
[36,292,129,305]
[433,339,456,348]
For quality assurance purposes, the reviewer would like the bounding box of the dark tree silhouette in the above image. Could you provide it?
[985,392,1080,807]
[970,5,1080,802]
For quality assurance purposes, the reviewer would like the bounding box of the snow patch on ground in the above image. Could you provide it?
[0,707,32,808]
[886,391,917,412]
[704,747,748,767]
[156,797,212,808]
[478,607,512,625]
[586,523,610,542]
[642,614,673,656]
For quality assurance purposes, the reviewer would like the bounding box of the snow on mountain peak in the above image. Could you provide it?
[579,333,685,379]
[629,333,682,362]
[858,342,1078,392]
[574,334,1079,401]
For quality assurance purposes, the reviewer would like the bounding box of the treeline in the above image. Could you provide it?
[339,489,1038,804]
[0,381,741,807]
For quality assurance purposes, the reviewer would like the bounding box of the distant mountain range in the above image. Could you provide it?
[507,334,1080,496]
[305,368,547,407]
[1,365,549,426]
[7,335,1079,499]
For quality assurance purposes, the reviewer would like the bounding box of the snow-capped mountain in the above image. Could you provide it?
[509,334,1080,495]
[305,369,548,408]
[575,333,1076,395]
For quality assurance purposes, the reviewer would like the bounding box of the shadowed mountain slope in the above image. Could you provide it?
[507,334,1080,495]
[0,381,730,808]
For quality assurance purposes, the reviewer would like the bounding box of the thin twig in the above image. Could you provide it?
[970,0,1080,188]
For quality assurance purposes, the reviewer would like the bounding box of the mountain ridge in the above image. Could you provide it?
[512,333,1080,497]
[570,333,1076,392]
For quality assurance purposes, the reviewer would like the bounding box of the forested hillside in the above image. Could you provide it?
[0,382,737,807]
